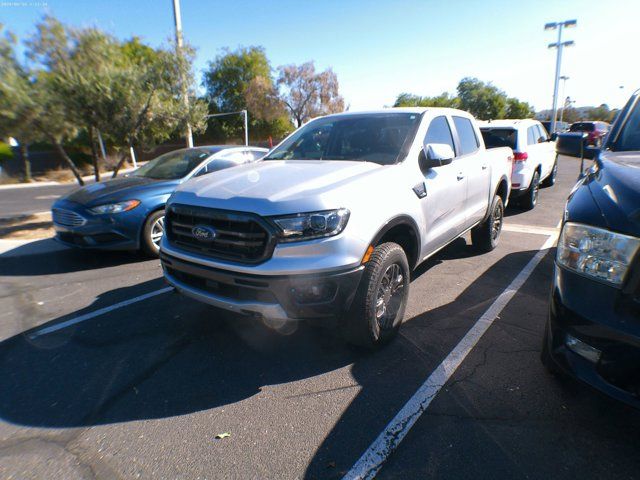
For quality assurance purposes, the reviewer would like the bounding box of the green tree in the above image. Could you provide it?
[27,16,123,181]
[0,27,37,181]
[394,92,459,108]
[587,104,611,122]
[457,77,507,120]
[108,37,207,177]
[277,61,344,127]
[203,46,287,140]
[504,97,535,119]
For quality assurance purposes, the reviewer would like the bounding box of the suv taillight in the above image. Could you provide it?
[514,152,528,162]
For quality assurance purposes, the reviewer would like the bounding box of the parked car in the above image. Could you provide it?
[542,90,640,408]
[569,121,610,146]
[51,146,268,256]
[160,108,513,348]
[480,119,557,210]
[541,120,569,134]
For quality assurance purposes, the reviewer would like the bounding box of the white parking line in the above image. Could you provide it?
[28,286,174,339]
[343,232,559,480]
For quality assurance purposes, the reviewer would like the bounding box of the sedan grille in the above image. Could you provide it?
[52,208,87,227]
[165,204,276,264]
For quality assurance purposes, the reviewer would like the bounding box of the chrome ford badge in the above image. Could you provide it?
[192,225,217,242]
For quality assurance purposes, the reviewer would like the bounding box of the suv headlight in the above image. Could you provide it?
[271,209,350,242]
[89,200,141,215]
[557,222,640,286]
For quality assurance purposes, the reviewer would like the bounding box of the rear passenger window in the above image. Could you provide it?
[453,116,479,155]
[424,116,456,154]
[527,126,538,145]
[536,125,548,143]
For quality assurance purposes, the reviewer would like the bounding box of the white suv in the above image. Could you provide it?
[480,119,557,210]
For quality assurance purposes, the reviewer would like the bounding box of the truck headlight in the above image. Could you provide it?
[89,200,141,215]
[557,222,640,286]
[271,209,350,242]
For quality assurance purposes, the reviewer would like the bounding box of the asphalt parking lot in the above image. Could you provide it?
[1,156,640,480]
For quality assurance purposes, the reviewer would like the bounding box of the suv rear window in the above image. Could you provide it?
[570,122,595,132]
[480,128,517,149]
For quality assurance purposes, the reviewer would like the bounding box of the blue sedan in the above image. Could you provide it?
[51,145,268,256]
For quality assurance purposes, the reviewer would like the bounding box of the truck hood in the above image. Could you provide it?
[172,160,384,215]
[63,176,179,207]
[587,152,640,237]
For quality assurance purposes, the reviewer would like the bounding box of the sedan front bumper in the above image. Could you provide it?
[52,200,141,251]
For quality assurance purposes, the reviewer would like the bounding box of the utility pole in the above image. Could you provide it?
[172,0,194,148]
[545,19,576,134]
[558,76,569,127]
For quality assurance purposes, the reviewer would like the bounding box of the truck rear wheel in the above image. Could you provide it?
[344,242,409,349]
[471,194,504,252]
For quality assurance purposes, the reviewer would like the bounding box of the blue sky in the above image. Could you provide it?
[2,0,637,112]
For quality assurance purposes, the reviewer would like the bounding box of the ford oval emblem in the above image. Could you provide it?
[192,225,217,242]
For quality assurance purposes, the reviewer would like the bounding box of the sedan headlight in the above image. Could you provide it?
[271,209,350,242]
[89,200,141,215]
[557,222,640,286]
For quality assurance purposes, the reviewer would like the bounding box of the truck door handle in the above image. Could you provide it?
[481,164,488,170]
[457,173,465,181]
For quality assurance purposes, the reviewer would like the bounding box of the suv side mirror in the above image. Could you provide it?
[420,143,455,171]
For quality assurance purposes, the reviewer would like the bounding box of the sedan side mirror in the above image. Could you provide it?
[420,143,455,171]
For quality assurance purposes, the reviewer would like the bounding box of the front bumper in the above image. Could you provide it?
[52,200,141,251]
[546,263,640,408]
[161,252,364,322]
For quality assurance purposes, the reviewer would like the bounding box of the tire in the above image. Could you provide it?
[471,194,504,253]
[521,170,540,211]
[344,242,410,349]
[541,158,558,188]
[141,210,165,257]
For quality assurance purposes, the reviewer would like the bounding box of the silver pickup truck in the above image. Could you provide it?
[160,108,513,348]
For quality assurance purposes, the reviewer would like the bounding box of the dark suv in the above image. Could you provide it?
[543,91,640,407]
[569,121,610,146]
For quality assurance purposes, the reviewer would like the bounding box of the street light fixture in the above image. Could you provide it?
[546,19,577,133]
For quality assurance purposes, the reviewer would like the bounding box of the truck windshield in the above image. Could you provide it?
[264,113,420,165]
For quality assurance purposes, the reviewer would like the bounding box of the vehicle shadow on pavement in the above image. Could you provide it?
[0,243,148,275]
[0,277,361,428]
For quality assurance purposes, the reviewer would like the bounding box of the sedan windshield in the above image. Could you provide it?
[264,113,421,165]
[133,149,212,179]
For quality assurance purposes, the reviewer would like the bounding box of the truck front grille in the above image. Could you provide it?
[165,204,276,264]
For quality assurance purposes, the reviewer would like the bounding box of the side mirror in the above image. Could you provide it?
[420,143,455,171]
[556,132,587,158]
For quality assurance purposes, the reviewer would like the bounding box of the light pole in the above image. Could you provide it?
[545,19,576,133]
[172,0,194,148]
[558,75,569,127]
[206,110,249,146]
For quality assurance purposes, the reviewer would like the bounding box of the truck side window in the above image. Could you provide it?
[527,126,538,145]
[424,116,456,154]
[452,116,479,156]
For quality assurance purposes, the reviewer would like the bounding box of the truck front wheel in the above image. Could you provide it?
[471,194,504,252]
[344,242,409,349]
